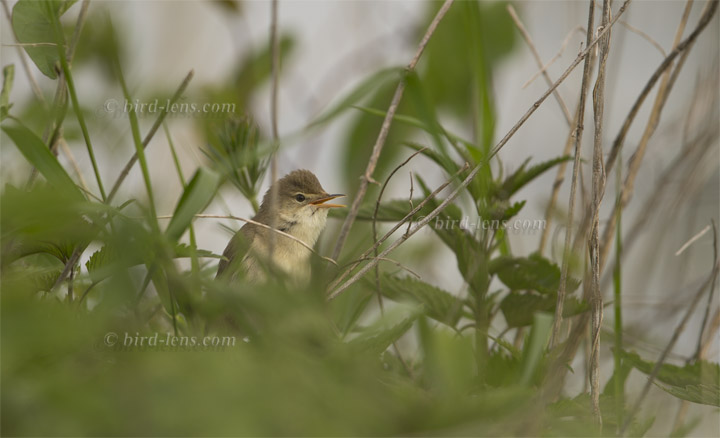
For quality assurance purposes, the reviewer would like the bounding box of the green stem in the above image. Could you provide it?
[114,60,158,227]
[613,155,624,428]
[50,5,106,201]
[164,122,199,275]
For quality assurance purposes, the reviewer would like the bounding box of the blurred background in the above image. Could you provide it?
[1,0,718,435]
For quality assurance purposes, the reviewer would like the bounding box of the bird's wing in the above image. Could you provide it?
[216,222,258,280]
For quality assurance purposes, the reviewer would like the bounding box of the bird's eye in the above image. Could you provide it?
[295,194,306,202]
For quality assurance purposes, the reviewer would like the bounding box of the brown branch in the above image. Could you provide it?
[327,163,468,294]
[522,26,585,90]
[268,0,280,257]
[331,0,455,261]
[550,0,596,349]
[507,5,573,125]
[599,0,716,271]
[588,0,612,425]
[330,0,633,301]
[620,259,720,435]
[174,214,338,266]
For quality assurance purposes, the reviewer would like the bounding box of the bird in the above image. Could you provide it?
[216,169,345,285]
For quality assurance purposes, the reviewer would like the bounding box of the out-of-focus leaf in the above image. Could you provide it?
[346,302,421,355]
[1,64,14,121]
[12,0,77,79]
[415,175,488,298]
[657,383,720,407]
[329,198,437,222]
[520,312,552,385]
[2,122,82,200]
[500,293,588,328]
[165,167,220,242]
[374,273,463,327]
[491,156,572,200]
[489,253,579,294]
[621,350,720,406]
[308,68,400,129]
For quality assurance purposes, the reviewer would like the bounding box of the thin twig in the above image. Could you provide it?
[159,214,339,267]
[599,0,716,271]
[620,260,720,435]
[551,0,596,349]
[51,71,195,291]
[268,0,280,258]
[588,0,612,425]
[0,0,46,105]
[507,5,573,124]
[619,20,666,56]
[693,220,717,361]
[521,26,585,89]
[330,0,633,301]
[331,0,455,261]
[107,70,194,203]
[59,136,90,195]
[675,224,711,256]
[327,163,469,294]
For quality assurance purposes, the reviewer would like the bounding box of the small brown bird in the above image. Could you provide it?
[216,169,345,285]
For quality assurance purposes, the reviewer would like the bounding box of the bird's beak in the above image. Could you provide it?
[311,194,346,208]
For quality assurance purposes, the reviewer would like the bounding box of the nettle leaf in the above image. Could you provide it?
[657,383,720,407]
[491,156,571,200]
[173,243,219,260]
[12,0,78,79]
[490,253,579,294]
[500,293,588,328]
[621,350,720,406]
[346,302,421,355]
[1,64,14,121]
[375,273,463,327]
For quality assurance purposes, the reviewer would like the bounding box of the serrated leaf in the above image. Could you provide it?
[491,156,572,200]
[657,383,720,407]
[621,350,720,406]
[375,273,463,327]
[12,0,78,79]
[2,122,82,200]
[490,253,579,294]
[1,64,14,121]
[173,243,219,259]
[165,167,220,242]
[500,293,588,328]
[346,302,421,355]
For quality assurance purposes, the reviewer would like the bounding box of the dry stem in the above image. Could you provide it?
[331,0,455,261]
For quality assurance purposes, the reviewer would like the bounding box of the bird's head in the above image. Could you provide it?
[256,170,345,234]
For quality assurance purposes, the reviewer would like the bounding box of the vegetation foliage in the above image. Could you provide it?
[1,0,718,436]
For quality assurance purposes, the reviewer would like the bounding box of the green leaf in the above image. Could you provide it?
[500,293,588,328]
[329,198,437,222]
[307,68,400,129]
[489,253,579,294]
[1,64,14,121]
[165,168,220,242]
[346,302,421,355]
[491,156,572,200]
[520,312,552,385]
[2,122,81,200]
[12,0,78,79]
[375,273,463,327]
[621,350,720,406]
